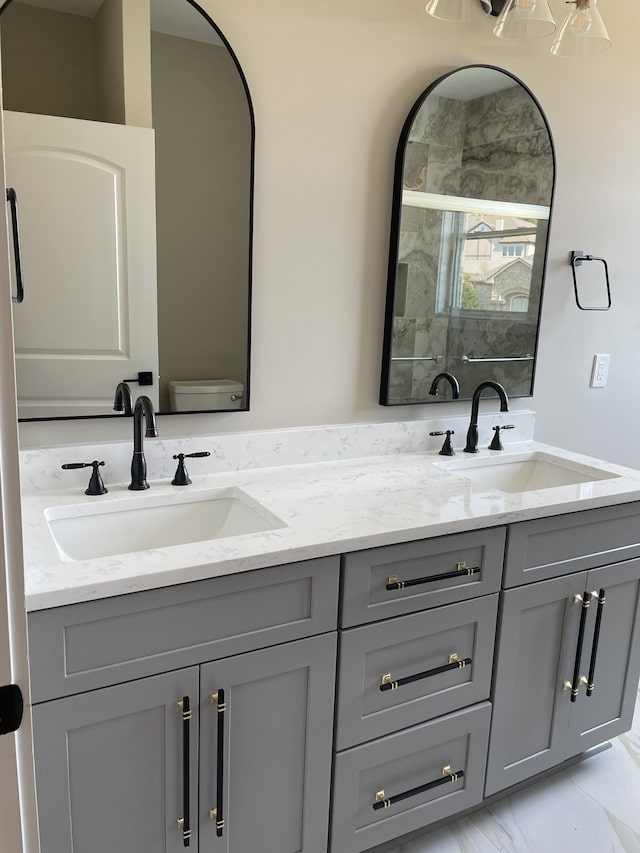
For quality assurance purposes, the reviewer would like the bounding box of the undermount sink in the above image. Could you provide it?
[435,451,621,494]
[45,487,286,562]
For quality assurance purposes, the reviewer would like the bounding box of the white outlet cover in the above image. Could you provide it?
[591,354,610,388]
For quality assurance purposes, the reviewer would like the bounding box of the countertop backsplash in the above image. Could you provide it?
[19,412,535,494]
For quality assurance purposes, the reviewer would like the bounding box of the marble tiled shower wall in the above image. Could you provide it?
[460,85,552,206]
[389,84,552,403]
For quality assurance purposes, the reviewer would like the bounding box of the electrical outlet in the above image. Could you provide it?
[590,354,610,388]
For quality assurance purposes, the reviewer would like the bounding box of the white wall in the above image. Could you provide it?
[18,0,640,469]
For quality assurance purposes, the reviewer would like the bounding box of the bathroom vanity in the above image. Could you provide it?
[20,440,640,853]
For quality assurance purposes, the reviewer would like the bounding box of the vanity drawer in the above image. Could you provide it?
[340,527,504,627]
[27,556,339,702]
[504,501,640,588]
[335,594,498,750]
[330,702,491,853]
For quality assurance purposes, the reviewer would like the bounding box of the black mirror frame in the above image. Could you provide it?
[0,0,255,422]
[379,64,556,407]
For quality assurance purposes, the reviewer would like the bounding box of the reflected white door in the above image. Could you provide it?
[5,111,159,418]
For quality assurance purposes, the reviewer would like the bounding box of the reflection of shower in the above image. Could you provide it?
[381,66,555,407]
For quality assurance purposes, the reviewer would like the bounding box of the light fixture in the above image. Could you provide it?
[424,0,612,56]
[550,0,611,56]
[424,0,498,21]
[424,0,474,22]
[493,0,557,40]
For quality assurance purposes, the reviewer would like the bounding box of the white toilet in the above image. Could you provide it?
[168,379,244,412]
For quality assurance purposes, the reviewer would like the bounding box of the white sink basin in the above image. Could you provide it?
[45,487,286,561]
[436,451,621,494]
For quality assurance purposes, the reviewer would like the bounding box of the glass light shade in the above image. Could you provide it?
[550,0,611,56]
[493,0,557,40]
[425,0,473,22]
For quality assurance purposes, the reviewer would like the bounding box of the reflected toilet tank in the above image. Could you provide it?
[168,379,244,411]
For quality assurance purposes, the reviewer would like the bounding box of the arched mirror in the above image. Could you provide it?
[380,65,555,405]
[0,0,253,420]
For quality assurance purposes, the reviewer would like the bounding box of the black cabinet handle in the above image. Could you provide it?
[386,562,479,591]
[177,697,192,847]
[380,654,472,691]
[566,592,591,703]
[372,765,464,810]
[211,690,226,837]
[586,589,606,697]
[6,188,24,304]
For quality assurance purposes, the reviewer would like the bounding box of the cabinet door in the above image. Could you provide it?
[32,667,199,853]
[200,633,336,853]
[567,557,640,755]
[485,572,587,796]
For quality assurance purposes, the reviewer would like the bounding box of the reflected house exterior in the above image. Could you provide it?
[463,215,536,313]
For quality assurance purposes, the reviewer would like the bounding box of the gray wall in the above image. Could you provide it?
[151,32,251,410]
[0,3,98,121]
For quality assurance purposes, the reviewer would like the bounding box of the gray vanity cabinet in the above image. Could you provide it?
[31,667,201,853]
[485,556,640,796]
[28,557,340,853]
[332,529,504,852]
[27,503,640,853]
[32,634,336,853]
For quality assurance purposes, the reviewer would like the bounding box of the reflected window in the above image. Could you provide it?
[425,199,544,315]
[509,294,529,312]
[502,245,524,257]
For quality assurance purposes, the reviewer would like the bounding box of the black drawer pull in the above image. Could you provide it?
[380,654,472,691]
[386,562,479,591]
[586,588,606,697]
[210,690,226,837]
[373,765,465,810]
[176,697,192,847]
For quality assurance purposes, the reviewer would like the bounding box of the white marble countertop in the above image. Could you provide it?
[22,441,640,611]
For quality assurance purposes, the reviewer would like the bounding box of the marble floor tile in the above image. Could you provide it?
[632,688,640,735]
[607,813,640,853]
[399,816,500,852]
[568,735,640,836]
[467,770,640,853]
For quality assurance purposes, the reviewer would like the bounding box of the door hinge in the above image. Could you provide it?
[0,684,24,736]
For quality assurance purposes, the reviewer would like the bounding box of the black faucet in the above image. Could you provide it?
[129,395,158,490]
[428,372,460,400]
[464,381,509,454]
[113,382,133,416]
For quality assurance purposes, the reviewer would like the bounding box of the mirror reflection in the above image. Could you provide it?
[380,65,555,405]
[0,0,253,419]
